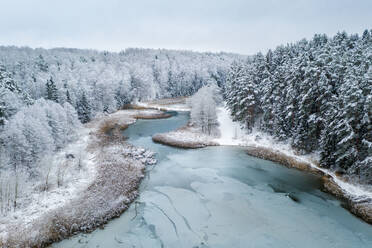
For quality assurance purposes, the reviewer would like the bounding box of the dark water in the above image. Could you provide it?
[54,112,372,248]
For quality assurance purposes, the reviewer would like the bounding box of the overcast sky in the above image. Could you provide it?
[0,0,370,55]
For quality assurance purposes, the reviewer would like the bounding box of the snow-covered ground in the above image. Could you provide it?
[214,105,372,201]
[214,106,246,146]
[0,127,97,241]
[0,109,163,246]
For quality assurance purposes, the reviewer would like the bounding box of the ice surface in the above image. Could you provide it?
[55,113,372,248]
[214,104,372,202]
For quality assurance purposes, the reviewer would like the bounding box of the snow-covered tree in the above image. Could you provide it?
[45,77,59,102]
[1,99,80,175]
[189,83,221,135]
[77,92,91,123]
[0,65,30,125]
[225,29,372,183]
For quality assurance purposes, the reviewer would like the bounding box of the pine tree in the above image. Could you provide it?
[0,65,21,93]
[36,54,48,72]
[225,31,372,183]
[0,88,7,125]
[0,65,30,125]
[77,92,91,123]
[225,61,248,123]
[66,90,72,104]
[45,77,59,103]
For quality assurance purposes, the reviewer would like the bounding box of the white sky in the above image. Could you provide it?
[0,0,370,54]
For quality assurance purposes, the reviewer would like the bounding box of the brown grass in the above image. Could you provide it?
[4,154,144,247]
[152,124,218,149]
[98,119,116,134]
[94,119,129,147]
[350,202,372,224]
[152,134,208,148]
[147,96,188,106]
[98,119,129,134]
[1,110,154,247]
[121,104,149,110]
[321,175,345,199]
[134,113,172,119]
[321,176,372,224]
[246,145,372,225]
[122,103,171,113]
[123,97,188,112]
[245,146,323,176]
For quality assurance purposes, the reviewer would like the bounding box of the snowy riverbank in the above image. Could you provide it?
[148,103,372,223]
[213,106,372,224]
[142,96,220,148]
[0,109,166,247]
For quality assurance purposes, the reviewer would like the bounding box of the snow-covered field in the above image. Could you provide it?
[214,106,372,203]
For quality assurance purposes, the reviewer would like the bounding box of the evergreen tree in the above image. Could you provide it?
[225,30,372,183]
[45,77,59,103]
[36,54,48,72]
[0,65,30,125]
[66,89,72,104]
[77,92,91,123]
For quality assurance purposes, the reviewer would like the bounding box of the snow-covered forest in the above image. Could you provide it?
[0,47,240,215]
[0,29,371,224]
[225,30,372,183]
[0,47,240,120]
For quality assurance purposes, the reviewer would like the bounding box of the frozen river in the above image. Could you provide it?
[54,112,372,248]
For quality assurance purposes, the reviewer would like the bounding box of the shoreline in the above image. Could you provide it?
[245,145,372,224]
[7,102,368,247]
[152,123,372,225]
[0,109,166,248]
[127,101,372,225]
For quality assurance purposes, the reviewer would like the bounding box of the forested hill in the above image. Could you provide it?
[0,47,242,181]
[0,47,242,123]
[225,30,372,183]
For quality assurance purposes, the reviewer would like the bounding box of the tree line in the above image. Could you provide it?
[0,47,240,172]
[0,47,241,213]
[0,47,241,124]
[225,30,372,183]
